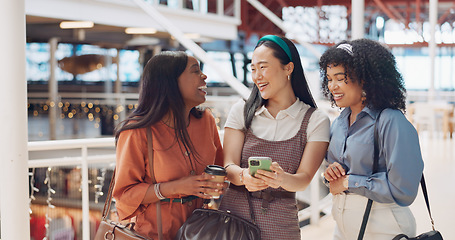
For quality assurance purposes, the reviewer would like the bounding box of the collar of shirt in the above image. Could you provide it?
[254,98,304,120]
[338,106,381,123]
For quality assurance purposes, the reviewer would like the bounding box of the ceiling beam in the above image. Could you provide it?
[438,3,455,24]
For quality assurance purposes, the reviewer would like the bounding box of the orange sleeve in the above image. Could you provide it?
[112,128,150,221]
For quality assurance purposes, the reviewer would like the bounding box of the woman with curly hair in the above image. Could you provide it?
[319,39,424,240]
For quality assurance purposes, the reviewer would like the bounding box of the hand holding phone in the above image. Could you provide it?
[248,157,272,177]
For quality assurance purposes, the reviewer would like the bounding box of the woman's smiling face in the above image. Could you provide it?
[326,64,363,110]
[250,45,293,100]
[178,56,207,109]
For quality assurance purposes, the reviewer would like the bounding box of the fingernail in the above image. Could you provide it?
[217,183,221,186]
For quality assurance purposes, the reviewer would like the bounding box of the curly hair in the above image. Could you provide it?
[319,38,407,111]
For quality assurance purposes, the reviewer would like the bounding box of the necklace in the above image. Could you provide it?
[185,150,196,175]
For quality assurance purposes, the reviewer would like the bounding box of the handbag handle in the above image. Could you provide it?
[101,165,116,221]
[358,111,435,239]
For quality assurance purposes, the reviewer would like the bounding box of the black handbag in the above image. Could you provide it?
[174,186,261,240]
[357,111,443,240]
[392,231,443,240]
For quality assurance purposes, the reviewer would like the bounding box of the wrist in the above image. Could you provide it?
[224,163,236,170]
[343,175,349,189]
[154,183,166,200]
[322,172,330,188]
[239,168,246,185]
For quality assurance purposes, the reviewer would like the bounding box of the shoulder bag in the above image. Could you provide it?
[94,127,162,240]
[357,111,443,240]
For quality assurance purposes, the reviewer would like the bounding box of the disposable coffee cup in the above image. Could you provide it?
[204,165,227,199]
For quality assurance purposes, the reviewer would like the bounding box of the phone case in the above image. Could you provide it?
[248,157,272,177]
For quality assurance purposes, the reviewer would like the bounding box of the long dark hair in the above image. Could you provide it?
[244,36,317,130]
[114,51,203,160]
[319,39,406,111]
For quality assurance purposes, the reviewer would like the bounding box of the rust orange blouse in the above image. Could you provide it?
[113,110,224,239]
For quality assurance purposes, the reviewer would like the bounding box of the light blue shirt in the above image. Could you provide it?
[327,107,424,206]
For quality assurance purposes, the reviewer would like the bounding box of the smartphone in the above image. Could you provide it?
[248,157,272,177]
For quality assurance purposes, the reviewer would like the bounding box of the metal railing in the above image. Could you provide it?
[28,138,116,240]
[27,135,330,240]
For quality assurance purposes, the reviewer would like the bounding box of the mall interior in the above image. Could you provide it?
[1,0,454,239]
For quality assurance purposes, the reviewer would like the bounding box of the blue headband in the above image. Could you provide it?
[258,35,293,62]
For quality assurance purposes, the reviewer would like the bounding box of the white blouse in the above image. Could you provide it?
[224,98,330,142]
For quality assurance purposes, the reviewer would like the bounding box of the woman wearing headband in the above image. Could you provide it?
[219,35,330,239]
[320,39,424,239]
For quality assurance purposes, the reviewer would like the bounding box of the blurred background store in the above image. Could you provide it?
[1,0,454,239]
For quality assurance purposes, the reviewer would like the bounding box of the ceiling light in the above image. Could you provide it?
[126,36,160,46]
[60,21,94,29]
[125,28,157,34]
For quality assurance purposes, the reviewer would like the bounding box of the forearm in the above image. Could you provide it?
[280,172,313,192]
[348,172,419,206]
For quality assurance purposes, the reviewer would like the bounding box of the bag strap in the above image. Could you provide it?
[146,127,163,240]
[357,110,383,240]
[420,175,436,231]
[245,187,256,223]
[100,128,163,239]
[101,166,116,221]
[358,111,436,240]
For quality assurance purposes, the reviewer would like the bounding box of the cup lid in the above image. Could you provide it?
[204,165,227,176]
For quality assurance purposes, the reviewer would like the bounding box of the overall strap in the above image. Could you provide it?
[298,107,316,134]
[146,127,163,240]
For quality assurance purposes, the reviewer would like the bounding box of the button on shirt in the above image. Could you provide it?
[327,107,424,206]
[225,98,330,142]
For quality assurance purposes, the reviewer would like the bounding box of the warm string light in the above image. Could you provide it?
[94,168,107,204]
[29,168,39,215]
[27,101,137,130]
[43,167,55,240]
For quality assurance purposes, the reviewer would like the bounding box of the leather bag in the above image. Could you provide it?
[392,230,443,240]
[175,185,260,240]
[95,221,150,240]
[93,169,152,240]
[94,127,161,240]
[357,111,443,240]
[175,208,260,240]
